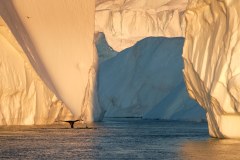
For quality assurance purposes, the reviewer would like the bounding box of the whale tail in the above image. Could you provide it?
[64,120,80,128]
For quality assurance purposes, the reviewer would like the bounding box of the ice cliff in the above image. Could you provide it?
[95,0,187,51]
[0,17,73,125]
[97,34,205,121]
[97,0,240,138]
[0,0,193,125]
[0,0,103,124]
[183,0,240,138]
[1,0,239,139]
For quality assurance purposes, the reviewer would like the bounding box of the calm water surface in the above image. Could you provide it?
[0,118,240,159]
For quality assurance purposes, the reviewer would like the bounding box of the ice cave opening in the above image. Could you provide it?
[96,33,205,121]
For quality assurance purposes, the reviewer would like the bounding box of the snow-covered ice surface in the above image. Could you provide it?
[97,35,206,121]
[1,119,240,160]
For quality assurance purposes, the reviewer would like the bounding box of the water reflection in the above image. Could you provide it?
[181,139,240,160]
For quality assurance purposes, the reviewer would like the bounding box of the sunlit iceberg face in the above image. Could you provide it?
[0,0,189,124]
[183,0,240,138]
[1,0,240,139]
[97,0,240,138]
[0,16,78,125]
[95,0,187,52]
[0,0,103,122]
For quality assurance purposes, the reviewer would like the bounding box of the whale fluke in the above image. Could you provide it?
[64,120,80,128]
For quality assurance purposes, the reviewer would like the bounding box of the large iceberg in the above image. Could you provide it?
[97,0,240,138]
[0,0,192,125]
[0,0,103,124]
[0,17,73,125]
[0,0,239,138]
[183,0,240,138]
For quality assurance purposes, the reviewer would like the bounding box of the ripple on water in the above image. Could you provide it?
[0,119,238,159]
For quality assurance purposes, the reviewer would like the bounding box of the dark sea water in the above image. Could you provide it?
[1,118,240,160]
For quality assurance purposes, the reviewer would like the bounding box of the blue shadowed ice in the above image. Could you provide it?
[96,34,205,121]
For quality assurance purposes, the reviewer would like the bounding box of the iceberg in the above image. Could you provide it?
[0,0,103,124]
[97,34,205,121]
[95,0,187,51]
[0,0,239,138]
[183,0,240,138]
[97,0,240,138]
[0,17,73,125]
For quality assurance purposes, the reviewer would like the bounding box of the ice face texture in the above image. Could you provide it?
[0,0,190,125]
[0,17,74,125]
[183,0,240,138]
[0,0,103,123]
[96,0,187,51]
[1,0,240,139]
[97,35,205,121]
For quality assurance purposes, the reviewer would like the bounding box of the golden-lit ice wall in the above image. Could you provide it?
[0,0,103,124]
[95,0,187,51]
[1,0,240,139]
[183,0,240,138]
[0,17,74,125]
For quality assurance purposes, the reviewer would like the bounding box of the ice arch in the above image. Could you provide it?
[183,0,240,138]
[0,0,239,138]
[97,0,240,138]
